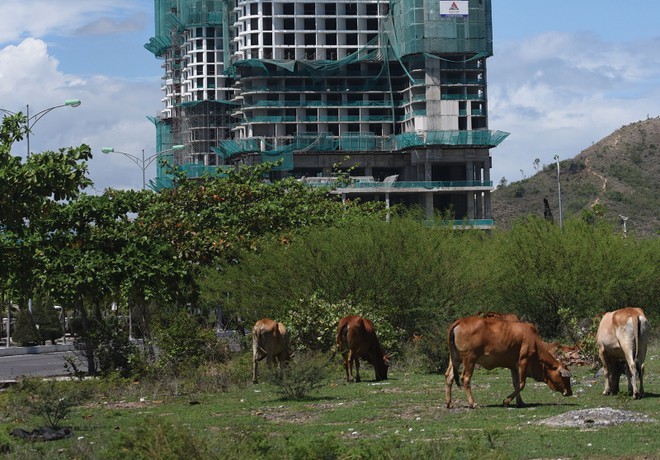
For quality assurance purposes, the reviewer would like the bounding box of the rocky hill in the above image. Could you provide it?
[492,117,660,237]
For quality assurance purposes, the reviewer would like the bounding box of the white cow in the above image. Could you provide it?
[596,307,649,399]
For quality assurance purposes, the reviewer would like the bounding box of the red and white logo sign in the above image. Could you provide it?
[440,1,469,17]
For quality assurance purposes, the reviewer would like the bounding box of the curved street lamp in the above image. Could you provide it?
[101,145,184,189]
[1,99,82,156]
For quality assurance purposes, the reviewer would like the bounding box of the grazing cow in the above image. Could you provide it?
[445,316,572,408]
[596,307,649,399]
[252,318,291,384]
[337,315,389,382]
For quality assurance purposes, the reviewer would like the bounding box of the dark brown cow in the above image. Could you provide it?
[337,315,389,382]
[597,307,649,399]
[252,318,291,384]
[445,316,572,408]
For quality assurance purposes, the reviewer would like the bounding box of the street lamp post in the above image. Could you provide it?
[1,99,82,156]
[102,145,184,189]
[553,155,563,230]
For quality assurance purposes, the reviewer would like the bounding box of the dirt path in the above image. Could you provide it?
[584,155,607,207]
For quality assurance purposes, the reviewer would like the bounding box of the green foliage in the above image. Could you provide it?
[11,307,40,346]
[106,418,212,460]
[411,325,450,374]
[1,114,92,304]
[487,216,659,337]
[12,378,91,430]
[83,315,140,378]
[282,294,398,353]
[217,216,487,339]
[153,311,218,375]
[267,351,332,400]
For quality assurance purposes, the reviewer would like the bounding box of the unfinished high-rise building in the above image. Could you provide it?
[145,0,508,225]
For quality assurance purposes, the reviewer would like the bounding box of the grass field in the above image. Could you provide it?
[2,342,659,459]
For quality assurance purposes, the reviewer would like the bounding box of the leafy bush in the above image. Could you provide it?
[105,418,212,460]
[12,308,40,346]
[12,378,91,430]
[153,311,217,375]
[409,326,450,374]
[74,315,140,378]
[282,294,398,353]
[266,351,332,400]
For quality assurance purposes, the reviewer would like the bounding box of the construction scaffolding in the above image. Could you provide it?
[144,0,507,222]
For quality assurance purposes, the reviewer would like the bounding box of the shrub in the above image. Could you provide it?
[282,293,400,354]
[12,378,91,430]
[105,418,212,460]
[267,351,332,400]
[153,311,217,375]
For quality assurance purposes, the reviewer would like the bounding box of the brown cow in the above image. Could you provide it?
[337,315,389,382]
[252,318,291,384]
[596,307,649,399]
[445,316,572,408]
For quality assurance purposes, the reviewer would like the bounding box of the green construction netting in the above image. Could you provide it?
[179,163,230,179]
[383,0,493,58]
[212,139,260,159]
[392,130,508,149]
[180,99,238,108]
[146,0,231,56]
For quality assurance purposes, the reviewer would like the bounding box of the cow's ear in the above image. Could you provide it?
[559,367,571,378]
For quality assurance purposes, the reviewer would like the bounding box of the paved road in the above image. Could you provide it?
[0,351,85,380]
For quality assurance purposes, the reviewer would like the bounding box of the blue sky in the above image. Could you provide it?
[1,0,659,191]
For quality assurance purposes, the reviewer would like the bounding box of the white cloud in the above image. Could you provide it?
[0,0,137,42]
[488,32,660,182]
[0,37,162,192]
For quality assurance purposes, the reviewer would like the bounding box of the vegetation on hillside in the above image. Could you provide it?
[493,117,660,237]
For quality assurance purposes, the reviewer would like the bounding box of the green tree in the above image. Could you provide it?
[1,113,92,341]
[487,216,659,337]
[212,215,487,337]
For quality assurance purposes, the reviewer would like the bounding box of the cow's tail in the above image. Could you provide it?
[337,323,348,352]
[448,323,461,387]
[633,314,642,373]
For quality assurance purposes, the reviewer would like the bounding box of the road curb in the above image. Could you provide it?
[0,344,75,357]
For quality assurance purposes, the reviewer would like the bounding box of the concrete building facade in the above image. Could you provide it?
[145,0,507,225]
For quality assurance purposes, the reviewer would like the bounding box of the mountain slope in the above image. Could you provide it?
[492,117,660,237]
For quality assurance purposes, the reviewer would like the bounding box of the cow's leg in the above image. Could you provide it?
[639,363,645,398]
[354,356,361,383]
[505,369,525,407]
[252,339,265,384]
[461,362,478,408]
[253,353,267,384]
[504,361,527,407]
[623,349,642,399]
[344,351,354,382]
[599,348,615,395]
[445,360,455,408]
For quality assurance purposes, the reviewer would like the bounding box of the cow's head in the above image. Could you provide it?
[544,364,572,397]
[375,353,390,381]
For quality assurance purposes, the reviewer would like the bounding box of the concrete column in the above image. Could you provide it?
[425,192,434,219]
[484,191,492,219]
[385,193,390,222]
[475,192,483,218]
[424,162,433,181]
[467,192,475,219]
